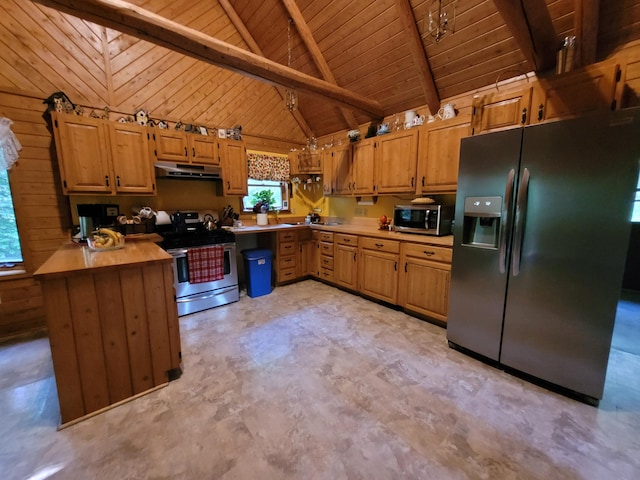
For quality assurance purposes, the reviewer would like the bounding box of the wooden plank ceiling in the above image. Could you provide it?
[3,0,640,141]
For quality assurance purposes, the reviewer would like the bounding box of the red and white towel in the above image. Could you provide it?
[187,245,225,284]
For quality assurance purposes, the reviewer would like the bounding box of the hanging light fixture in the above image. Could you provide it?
[285,18,299,112]
[425,0,456,43]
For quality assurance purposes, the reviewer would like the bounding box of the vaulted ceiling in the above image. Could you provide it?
[8,1,640,143]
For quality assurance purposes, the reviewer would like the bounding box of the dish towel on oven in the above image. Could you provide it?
[187,245,225,283]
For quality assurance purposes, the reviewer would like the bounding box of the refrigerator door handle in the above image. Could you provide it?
[499,168,516,273]
[512,167,530,276]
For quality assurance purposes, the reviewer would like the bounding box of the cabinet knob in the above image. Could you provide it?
[116,175,121,187]
[105,175,109,187]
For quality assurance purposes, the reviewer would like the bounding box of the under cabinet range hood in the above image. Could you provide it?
[155,161,222,179]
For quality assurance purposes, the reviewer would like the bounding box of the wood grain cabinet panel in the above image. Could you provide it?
[351,138,376,195]
[471,87,533,134]
[108,122,156,194]
[358,237,400,304]
[375,129,418,194]
[154,130,218,166]
[36,253,180,425]
[219,138,248,196]
[398,243,452,323]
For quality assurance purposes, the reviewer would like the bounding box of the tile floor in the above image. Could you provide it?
[1,280,639,479]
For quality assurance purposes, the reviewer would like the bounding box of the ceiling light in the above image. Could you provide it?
[425,0,456,43]
[285,18,298,112]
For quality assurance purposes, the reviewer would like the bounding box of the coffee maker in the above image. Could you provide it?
[77,204,119,241]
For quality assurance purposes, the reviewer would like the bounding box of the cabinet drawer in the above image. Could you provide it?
[320,255,334,270]
[360,237,400,254]
[319,268,334,282]
[402,243,452,263]
[319,232,334,242]
[335,233,358,246]
[320,242,334,256]
[279,268,297,282]
[278,241,296,256]
[278,231,298,242]
[279,255,296,270]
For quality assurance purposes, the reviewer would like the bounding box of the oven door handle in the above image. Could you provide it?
[176,285,238,303]
[168,249,189,256]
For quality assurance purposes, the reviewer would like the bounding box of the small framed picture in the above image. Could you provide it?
[199,126,208,136]
[218,128,226,138]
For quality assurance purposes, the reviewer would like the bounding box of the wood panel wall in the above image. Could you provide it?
[0,92,71,338]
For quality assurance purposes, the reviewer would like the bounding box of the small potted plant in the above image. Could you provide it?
[251,189,275,225]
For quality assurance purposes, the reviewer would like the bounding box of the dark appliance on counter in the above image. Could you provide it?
[77,203,119,241]
[159,211,239,316]
[393,204,453,236]
[447,108,640,405]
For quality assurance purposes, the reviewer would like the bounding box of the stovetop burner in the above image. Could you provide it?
[159,225,235,249]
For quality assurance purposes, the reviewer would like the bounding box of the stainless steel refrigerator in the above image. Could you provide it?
[447,108,640,404]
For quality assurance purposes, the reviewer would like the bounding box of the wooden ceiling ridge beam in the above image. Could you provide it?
[393,0,440,115]
[492,0,558,72]
[31,0,385,119]
[574,0,600,68]
[217,0,314,139]
[280,0,359,131]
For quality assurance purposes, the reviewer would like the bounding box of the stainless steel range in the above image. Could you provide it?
[159,212,239,316]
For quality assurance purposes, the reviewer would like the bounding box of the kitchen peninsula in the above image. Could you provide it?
[34,240,181,427]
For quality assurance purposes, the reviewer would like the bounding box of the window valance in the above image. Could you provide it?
[247,151,290,182]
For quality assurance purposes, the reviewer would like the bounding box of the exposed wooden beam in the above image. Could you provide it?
[281,0,359,130]
[574,0,600,68]
[217,0,314,138]
[493,0,558,72]
[394,0,440,115]
[31,0,385,119]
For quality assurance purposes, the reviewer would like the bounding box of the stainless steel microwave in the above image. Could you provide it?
[393,204,454,236]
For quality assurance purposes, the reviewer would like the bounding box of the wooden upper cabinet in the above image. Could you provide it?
[154,129,218,165]
[219,138,247,196]
[471,87,533,134]
[321,148,333,196]
[351,137,375,195]
[532,60,620,123]
[290,151,322,174]
[331,143,353,195]
[375,129,418,194]
[52,113,113,194]
[190,135,218,165]
[418,114,471,194]
[108,122,155,194]
[52,112,156,195]
[154,129,189,162]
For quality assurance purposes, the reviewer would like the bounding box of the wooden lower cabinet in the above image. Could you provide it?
[358,237,400,304]
[275,230,299,284]
[333,234,358,290]
[318,231,335,282]
[398,243,452,322]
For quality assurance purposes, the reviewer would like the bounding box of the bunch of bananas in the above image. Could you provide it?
[90,228,125,249]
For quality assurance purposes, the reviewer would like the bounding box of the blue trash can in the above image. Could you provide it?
[242,249,273,298]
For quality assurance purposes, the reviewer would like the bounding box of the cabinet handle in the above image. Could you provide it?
[422,176,425,187]
[343,238,351,243]
[538,104,544,121]
[394,261,397,271]
[375,243,383,248]
[411,177,414,187]
[521,108,527,124]
[105,175,109,187]
[192,147,196,157]
[116,175,120,187]
[353,252,356,262]
[404,262,408,272]
[227,181,230,190]
[423,250,435,256]
[184,147,188,157]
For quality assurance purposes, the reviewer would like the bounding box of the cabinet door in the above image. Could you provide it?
[419,115,471,193]
[400,257,451,322]
[190,135,218,165]
[471,87,532,134]
[220,139,248,196]
[297,151,322,173]
[351,138,375,195]
[531,60,619,123]
[322,149,333,196]
[108,122,156,194]
[154,129,189,162]
[358,249,399,304]
[334,244,357,289]
[375,129,419,194]
[332,144,353,195]
[52,113,113,194]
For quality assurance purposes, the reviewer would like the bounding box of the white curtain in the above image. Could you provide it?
[0,117,21,171]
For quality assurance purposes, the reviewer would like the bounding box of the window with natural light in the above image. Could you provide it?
[633,172,640,223]
[242,179,289,212]
[0,168,23,265]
